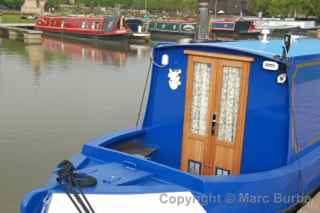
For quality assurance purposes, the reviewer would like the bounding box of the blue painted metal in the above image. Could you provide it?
[21,38,320,213]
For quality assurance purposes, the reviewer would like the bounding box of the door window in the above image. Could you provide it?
[217,66,242,143]
[190,63,212,136]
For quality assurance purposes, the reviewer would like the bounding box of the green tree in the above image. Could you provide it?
[248,0,269,15]
[249,0,320,18]
[2,0,24,9]
[267,0,288,17]
[303,0,320,17]
[75,0,196,11]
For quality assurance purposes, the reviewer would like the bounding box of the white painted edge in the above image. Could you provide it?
[44,191,207,213]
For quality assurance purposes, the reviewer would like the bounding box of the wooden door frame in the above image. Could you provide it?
[181,50,253,176]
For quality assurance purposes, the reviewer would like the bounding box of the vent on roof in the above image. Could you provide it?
[260,29,270,43]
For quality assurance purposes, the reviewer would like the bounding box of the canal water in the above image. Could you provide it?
[0,37,150,212]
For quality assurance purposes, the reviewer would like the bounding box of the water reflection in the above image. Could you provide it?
[0,38,3,89]
[42,37,130,66]
[0,36,150,84]
[0,35,150,213]
[26,45,45,82]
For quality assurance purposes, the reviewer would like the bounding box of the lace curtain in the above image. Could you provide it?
[190,63,211,136]
[217,66,242,143]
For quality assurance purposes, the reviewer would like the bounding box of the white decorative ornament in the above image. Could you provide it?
[168,69,182,90]
[263,61,279,71]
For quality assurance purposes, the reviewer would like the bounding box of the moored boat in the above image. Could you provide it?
[148,19,196,40]
[126,18,151,44]
[35,16,131,43]
[21,35,320,212]
[210,18,258,40]
[148,18,258,41]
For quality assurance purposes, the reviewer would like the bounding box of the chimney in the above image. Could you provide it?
[196,0,210,41]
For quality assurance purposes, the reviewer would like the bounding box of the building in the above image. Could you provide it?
[209,0,249,16]
[21,0,47,15]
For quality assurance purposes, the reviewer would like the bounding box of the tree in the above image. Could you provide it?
[267,0,289,17]
[75,0,196,11]
[303,0,320,17]
[249,0,320,18]
[248,0,269,16]
[2,0,24,9]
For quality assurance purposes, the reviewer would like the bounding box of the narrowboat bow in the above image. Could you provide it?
[22,37,320,212]
[35,16,131,42]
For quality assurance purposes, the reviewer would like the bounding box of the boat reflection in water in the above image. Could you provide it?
[42,36,132,66]
[1,36,150,84]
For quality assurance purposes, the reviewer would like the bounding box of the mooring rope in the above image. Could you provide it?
[136,56,153,127]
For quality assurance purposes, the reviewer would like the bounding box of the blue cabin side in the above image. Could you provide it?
[287,54,320,159]
[142,43,289,174]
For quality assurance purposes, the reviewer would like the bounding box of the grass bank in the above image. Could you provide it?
[0,14,35,24]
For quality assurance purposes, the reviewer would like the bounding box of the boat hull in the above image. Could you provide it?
[150,31,194,41]
[129,32,151,44]
[21,128,320,213]
[37,30,129,44]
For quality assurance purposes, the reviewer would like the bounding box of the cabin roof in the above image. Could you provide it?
[156,38,320,60]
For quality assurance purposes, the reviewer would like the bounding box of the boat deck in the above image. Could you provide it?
[109,141,157,157]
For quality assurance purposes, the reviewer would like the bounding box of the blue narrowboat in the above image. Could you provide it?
[21,37,320,212]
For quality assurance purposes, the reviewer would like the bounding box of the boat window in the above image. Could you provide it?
[290,63,320,154]
[104,17,117,32]
[190,63,212,136]
[92,22,96,29]
[217,66,242,143]
[188,160,202,175]
[81,21,87,29]
[235,21,251,33]
[215,167,231,176]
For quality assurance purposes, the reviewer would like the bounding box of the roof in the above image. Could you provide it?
[156,38,320,60]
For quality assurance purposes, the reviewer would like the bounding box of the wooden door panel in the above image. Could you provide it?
[181,51,252,176]
[211,60,250,175]
[214,146,235,173]
[186,139,204,162]
[181,56,216,175]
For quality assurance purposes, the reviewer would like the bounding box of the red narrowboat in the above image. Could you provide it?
[35,16,131,42]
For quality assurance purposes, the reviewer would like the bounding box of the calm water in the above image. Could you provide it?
[0,37,150,212]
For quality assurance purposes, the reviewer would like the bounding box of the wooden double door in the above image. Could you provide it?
[181,51,253,176]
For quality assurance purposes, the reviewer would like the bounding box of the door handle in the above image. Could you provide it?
[211,113,217,135]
